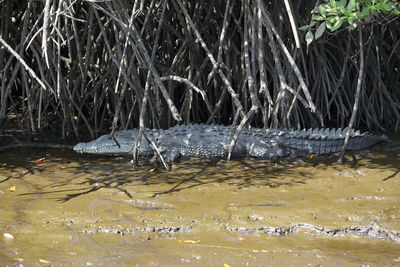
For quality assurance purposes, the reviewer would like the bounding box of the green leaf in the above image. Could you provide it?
[312,15,325,21]
[310,20,317,27]
[330,17,344,31]
[346,0,357,14]
[305,30,314,45]
[383,3,394,12]
[315,22,326,40]
[326,7,337,13]
[327,16,337,23]
[330,0,336,8]
[336,1,346,14]
[318,5,327,18]
[359,6,373,19]
[299,25,309,31]
[326,20,333,30]
[337,0,345,11]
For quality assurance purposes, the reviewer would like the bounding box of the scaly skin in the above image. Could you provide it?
[73,124,389,162]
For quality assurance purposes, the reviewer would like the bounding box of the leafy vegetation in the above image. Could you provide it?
[301,0,400,44]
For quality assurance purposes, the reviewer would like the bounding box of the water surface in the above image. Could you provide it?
[0,141,399,266]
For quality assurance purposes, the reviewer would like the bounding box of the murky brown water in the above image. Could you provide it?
[0,140,399,266]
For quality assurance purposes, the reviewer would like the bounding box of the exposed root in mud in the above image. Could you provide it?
[228,223,400,243]
[78,223,400,243]
[228,226,298,236]
[80,226,194,235]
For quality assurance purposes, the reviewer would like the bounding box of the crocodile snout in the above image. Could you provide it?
[73,142,87,153]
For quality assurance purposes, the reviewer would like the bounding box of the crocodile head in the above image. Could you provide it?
[73,130,139,155]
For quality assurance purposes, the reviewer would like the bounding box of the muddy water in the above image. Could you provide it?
[0,141,399,266]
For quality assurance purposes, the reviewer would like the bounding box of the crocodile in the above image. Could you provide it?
[73,124,389,162]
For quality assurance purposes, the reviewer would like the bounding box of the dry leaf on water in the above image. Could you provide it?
[3,233,14,239]
[35,158,46,163]
[178,240,200,244]
[236,236,246,241]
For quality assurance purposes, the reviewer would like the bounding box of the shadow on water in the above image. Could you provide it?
[0,139,398,202]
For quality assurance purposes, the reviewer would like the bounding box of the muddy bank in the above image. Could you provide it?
[0,142,399,266]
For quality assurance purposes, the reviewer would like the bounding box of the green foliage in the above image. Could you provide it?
[300,0,400,44]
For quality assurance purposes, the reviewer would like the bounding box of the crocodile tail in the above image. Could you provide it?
[280,128,389,155]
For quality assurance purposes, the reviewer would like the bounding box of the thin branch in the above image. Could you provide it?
[338,27,364,164]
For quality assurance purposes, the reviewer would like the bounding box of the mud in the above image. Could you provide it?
[0,139,399,266]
